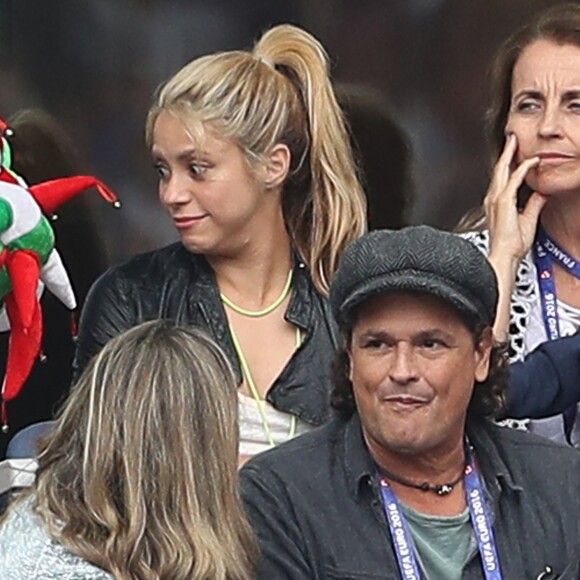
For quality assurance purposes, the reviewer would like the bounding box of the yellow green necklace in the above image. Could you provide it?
[220,270,293,317]
[221,270,299,447]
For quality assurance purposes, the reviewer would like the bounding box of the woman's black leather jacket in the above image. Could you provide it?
[73,243,340,426]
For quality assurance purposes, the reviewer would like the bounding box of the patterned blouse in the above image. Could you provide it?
[461,229,580,446]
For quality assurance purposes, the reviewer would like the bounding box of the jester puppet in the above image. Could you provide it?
[0,118,120,429]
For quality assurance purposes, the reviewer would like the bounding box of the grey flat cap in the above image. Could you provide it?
[330,226,498,328]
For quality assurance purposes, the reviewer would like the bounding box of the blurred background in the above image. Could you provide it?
[0,0,570,265]
[0,0,571,454]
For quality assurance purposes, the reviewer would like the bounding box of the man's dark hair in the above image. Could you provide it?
[331,312,509,421]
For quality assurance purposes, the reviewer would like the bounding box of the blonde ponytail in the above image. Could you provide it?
[147,24,366,294]
[254,25,367,292]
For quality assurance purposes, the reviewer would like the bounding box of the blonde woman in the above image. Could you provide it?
[74,24,366,463]
[0,320,257,579]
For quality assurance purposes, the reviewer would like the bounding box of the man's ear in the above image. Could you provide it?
[347,352,354,382]
[263,143,291,189]
[474,327,493,383]
[344,336,354,382]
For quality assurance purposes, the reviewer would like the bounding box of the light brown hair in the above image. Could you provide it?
[146,24,367,294]
[456,3,580,232]
[10,320,257,579]
[486,3,580,160]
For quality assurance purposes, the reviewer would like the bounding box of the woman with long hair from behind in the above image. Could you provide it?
[0,320,257,579]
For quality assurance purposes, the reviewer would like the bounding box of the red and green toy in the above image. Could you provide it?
[0,118,121,429]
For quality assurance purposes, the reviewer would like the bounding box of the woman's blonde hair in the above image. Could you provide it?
[14,320,257,579]
[146,24,367,294]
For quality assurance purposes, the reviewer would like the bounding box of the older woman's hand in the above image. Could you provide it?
[485,134,545,265]
[484,134,546,342]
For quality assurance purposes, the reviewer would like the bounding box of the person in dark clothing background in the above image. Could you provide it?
[337,84,413,231]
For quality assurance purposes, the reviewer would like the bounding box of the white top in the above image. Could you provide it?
[526,294,580,351]
[238,393,313,457]
[0,459,37,495]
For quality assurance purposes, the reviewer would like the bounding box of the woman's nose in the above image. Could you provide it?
[538,105,563,139]
[159,173,193,206]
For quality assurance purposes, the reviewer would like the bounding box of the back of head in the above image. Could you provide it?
[146,24,366,293]
[7,109,79,184]
[336,84,413,230]
[29,320,256,580]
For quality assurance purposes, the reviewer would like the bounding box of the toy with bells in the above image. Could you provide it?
[0,117,121,431]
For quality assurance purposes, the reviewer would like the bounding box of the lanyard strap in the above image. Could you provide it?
[533,233,561,342]
[533,226,579,439]
[379,450,502,580]
[464,461,502,579]
[231,324,301,447]
[534,225,580,340]
[379,482,423,579]
[532,223,580,341]
[536,225,580,279]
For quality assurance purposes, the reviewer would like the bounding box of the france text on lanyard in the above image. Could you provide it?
[533,226,580,440]
[378,449,502,580]
[534,224,580,341]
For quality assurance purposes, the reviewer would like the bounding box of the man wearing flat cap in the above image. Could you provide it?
[241,226,580,579]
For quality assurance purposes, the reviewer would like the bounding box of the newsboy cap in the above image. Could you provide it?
[330,226,498,329]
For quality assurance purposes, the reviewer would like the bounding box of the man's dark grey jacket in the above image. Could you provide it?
[241,414,580,579]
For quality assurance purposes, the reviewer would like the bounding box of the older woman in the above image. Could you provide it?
[0,320,257,579]
[459,3,580,445]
